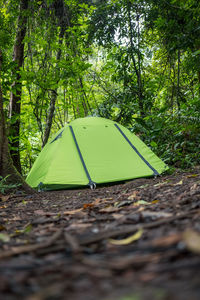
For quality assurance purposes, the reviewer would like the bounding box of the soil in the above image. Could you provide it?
[0,167,200,300]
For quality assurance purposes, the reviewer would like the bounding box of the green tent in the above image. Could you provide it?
[26,117,168,190]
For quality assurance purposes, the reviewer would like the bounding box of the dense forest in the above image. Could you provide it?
[0,0,200,188]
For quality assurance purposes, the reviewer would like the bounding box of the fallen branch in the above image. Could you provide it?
[64,231,81,253]
[1,210,197,259]
[78,210,199,245]
[0,228,63,259]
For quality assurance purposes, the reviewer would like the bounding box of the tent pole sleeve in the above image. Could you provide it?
[114,124,159,176]
[69,126,96,189]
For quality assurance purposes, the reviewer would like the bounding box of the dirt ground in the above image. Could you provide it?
[0,167,200,300]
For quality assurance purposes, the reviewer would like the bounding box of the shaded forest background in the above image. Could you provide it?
[0,0,199,182]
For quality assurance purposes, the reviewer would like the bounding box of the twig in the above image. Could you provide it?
[0,228,63,259]
[78,210,199,245]
[64,231,81,253]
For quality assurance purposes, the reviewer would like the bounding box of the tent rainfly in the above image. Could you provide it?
[26,117,168,190]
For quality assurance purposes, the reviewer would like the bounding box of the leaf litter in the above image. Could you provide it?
[0,167,200,300]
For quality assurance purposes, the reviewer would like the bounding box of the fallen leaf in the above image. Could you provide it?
[8,216,22,221]
[109,229,143,245]
[134,200,150,206]
[0,225,6,231]
[63,208,83,215]
[138,184,149,189]
[0,205,7,209]
[186,174,198,178]
[151,233,181,247]
[23,224,32,233]
[93,198,103,205]
[93,197,113,205]
[151,200,159,204]
[99,207,120,213]
[112,213,124,220]
[127,191,139,200]
[0,195,10,202]
[190,183,197,191]
[183,229,200,254]
[174,180,183,186]
[154,182,165,187]
[0,233,10,242]
[83,203,94,209]
[114,200,133,208]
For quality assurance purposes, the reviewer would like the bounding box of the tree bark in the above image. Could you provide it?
[42,25,65,148]
[127,1,145,117]
[0,50,33,194]
[177,49,181,110]
[9,0,29,174]
[42,0,69,147]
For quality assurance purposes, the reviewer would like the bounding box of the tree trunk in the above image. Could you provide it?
[177,49,181,110]
[42,25,65,148]
[0,50,33,194]
[197,70,200,98]
[127,1,145,117]
[9,0,29,174]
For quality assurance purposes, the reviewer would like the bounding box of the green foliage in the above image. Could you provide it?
[0,0,200,176]
[131,109,200,168]
[0,176,21,194]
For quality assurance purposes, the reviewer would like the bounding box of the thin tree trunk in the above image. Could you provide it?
[177,49,181,110]
[9,0,29,174]
[0,50,33,194]
[42,26,65,148]
[127,1,145,117]
[197,70,200,98]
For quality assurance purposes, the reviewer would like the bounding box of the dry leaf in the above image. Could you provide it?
[114,200,133,208]
[0,195,10,202]
[190,183,197,191]
[138,184,149,189]
[83,203,94,210]
[0,205,7,209]
[93,198,103,205]
[154,182,165,187]
[109,229,143,245]
[134,200,150,206]
[112,213,124,220]
[186,174,198,178]
[151,199,159,204]
[183,229,200,254]
[99,207,120,213]
[63,208,83,215]
[174,180,183,186]
[151,233,181,247]
[0,225,6,231]
[0,233,10,242]
[127,191,139,200]
[93,197,113,206]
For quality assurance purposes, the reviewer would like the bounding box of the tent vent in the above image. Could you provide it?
[50,129,64,144]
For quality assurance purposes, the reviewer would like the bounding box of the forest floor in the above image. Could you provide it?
[0,167,200,300]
